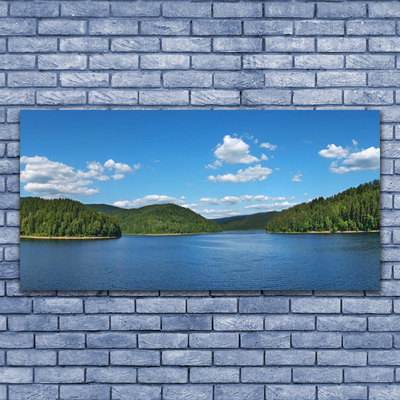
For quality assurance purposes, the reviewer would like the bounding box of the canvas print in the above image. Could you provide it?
[20,110,380,290]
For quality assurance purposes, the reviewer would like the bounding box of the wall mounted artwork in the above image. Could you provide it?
[20,110,380,290]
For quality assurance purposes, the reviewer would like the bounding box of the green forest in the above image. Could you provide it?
[212,211,279,231]
[266,180,380,233]
[21,197,122,238]
[88,203,223,235]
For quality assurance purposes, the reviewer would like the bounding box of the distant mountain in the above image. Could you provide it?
[21,197,121,238]
[266,180,380,233]
[212,211,279,231]
[87,203,223,235]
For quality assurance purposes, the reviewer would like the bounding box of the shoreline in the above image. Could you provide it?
[123,232,222,236]
[267,230,380,234]
[20,236,119,240]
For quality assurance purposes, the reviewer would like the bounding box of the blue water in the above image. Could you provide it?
[20,231,380,290]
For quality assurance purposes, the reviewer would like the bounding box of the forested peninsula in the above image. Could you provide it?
[266,180,380,233]
[20,197,122,238]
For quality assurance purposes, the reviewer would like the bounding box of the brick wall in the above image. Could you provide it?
[0,1,399,399]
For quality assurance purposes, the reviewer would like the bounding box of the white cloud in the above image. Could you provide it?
[352,139,358,146]
[292,172,302,182]
[82,161,110,181]
[205,160,222,170]
[208,165,273,183]
[245,202,297,210]
[214,135,260,165]
[199,197,220,205]
[113,195,184,209]
[198,209,241,219]
[104,159,133,173]
[220,196,241,205]
[329,146,380,174]
[260,142,277,151]
[112,174,125,181]
[318,144,349,159]
[21,155,99,198]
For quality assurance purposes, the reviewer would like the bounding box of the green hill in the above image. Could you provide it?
[87,203,224,235]
[21,197,122,238]
[266,180,380,233]
[212,211,279,231]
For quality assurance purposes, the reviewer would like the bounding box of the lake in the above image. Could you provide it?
[20,231,380,291]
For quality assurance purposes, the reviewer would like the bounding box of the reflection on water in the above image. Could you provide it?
[20,231,380,290]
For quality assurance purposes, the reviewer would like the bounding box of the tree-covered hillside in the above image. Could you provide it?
[88,203,224,235]
[266,180,380,233]
[212,211,279,231]
[21,197,122,238]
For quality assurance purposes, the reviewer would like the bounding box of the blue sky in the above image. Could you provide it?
[21,110,380,219]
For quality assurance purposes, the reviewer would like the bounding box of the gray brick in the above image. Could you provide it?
[4,246,19,261]
[190,367,239,383]
[89,90,138,105]
[294,89,342,105]
[264,3,314,18]
[141,55,189,70]
[0,367,32,383]
[112,385,161,400]
[239,297,288,313]
[59,350,109,366]
[112,38,160,53]
[7,349,56,366]
[213,3,262,18]
[0,333,33,348]
[244,54,293,69]
[347,20,395,36]
[318,72,366,87]
[37,90,86,105]
[162,38,211,53]
[85,298,135,313]
[264,37,314,52]
[36,333,85,349]
[90,19,138,35]
[39,19,86,35]
[111,315,160,330]
[87,332,136,349]
[140,90,188,105]
[292,333,342,349]
[370,386,400,400]
[244,21,292,36]
[346,55,395,70]
[345,367,393,383]
[265,72,315,88]
[163,71,211,88]
[295,55,344,69]
[370,38,400,53]
[345,89,393,105]
[163,385,212,400]
[162,315,211,331]
[214,38,262,53]
[369,3,400,18]
[317,316,366,331]
[214,385,264,400]
[61,72,109,88]
[242,89,291,106]
[60,38,108,53]
[0,55,35,70]
[189,332,238,348]
[293,367,342,383]
[318,385,367,400]
[214,350,264,366]
[241,332,290,349]
[163,2,210,18]
[139,333,187,349]
[343,299,392,314]
[141,21,189,36]
[0,19,36,36]
[292,298,340,313]
[318,38,366,53]
[8,72,57,88]
[318,3,366,19]
[60,315,109,331]
[9,385,58,399]
[0,297,31,313]
[369,350,400,366]
[138,367,187,383]
[191,90,239,106]
[295,20,344,36]
[162,350,211,366]
[90,54,138,70]
[11,2,59,17]
[38,54,87,70]
[343,333,392,349]
[9,37,57,53]
[265,350,315,366]
[86,367,136,383]
[369,316,400,331]
[112,2,159,17]
[193,20,241,36]
[35,367,84,383]
[110,350,159,366]
[60,385,110,400]
[192,55,241,70]
[214,315,263,331]
[265,385,316,400]
[242,367,291,383]
[62,2,110,17]
[265,315,315,331]
[8,315,57,331]
[187,298,236,313]
[318,350,366,366]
